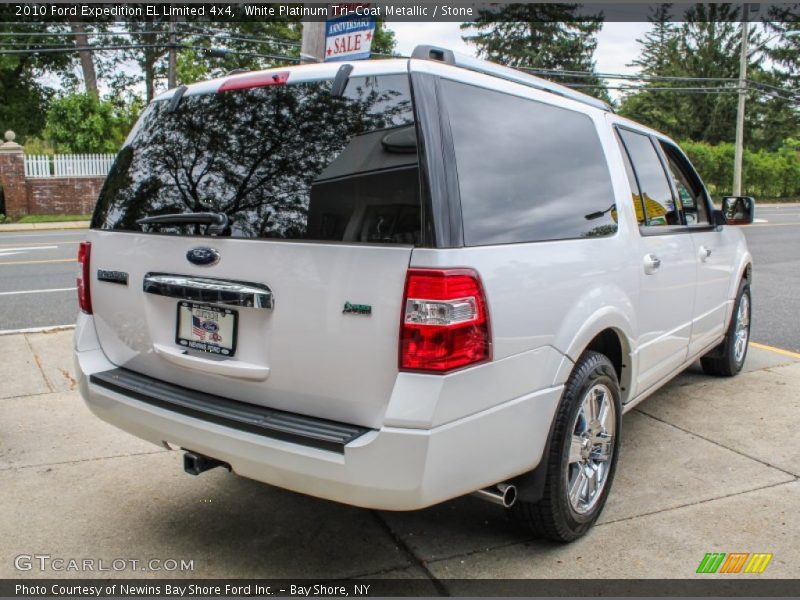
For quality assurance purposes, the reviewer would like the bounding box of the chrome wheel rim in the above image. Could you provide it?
[566,383,616,515]
[734,292,750,365]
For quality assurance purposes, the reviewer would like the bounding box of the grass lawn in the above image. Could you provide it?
[16,214,92,223]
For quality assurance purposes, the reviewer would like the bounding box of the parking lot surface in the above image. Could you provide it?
[1,329,799,583]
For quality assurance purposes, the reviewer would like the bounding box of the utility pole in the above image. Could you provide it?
[167,15,177,89]
[733,3,750,196]
[300,20,326,63]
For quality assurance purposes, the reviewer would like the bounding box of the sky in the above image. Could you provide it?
[387,21,654,78]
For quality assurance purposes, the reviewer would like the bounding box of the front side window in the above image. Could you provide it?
[441,80,618,245]
[92,74,422,244]
[659,141,710,226]
[618,129,681,227]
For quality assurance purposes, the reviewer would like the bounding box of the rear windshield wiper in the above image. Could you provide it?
[136,212,229,235]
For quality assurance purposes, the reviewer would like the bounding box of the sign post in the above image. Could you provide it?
[324,3,377,62]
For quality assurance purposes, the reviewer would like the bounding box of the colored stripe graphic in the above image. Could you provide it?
[720,553,749,573]
[697,553,726,573]
[744,553,773,574]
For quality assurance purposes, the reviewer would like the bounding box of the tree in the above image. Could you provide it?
[43,93,137,153]
[69,22,99,97]
[460,3,609,100]
[0,23,72,141]
[618,4,682,134]
[620,4,766,145]
[371,21,397,56]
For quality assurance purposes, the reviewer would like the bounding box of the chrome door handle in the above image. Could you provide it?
[143,273,274,308]
[699,245,712,261]
[644,254,661,275]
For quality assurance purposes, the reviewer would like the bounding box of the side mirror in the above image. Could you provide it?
[712,209,727,228]
[721,196,755,225]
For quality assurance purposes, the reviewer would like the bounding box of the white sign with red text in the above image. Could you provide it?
[324,3,376,62]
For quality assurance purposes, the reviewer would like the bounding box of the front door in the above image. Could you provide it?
[657,140,738,357]
[616,128,696,394]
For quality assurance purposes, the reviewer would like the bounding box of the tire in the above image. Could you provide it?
[700,280,751,377]
[511,351,622,542]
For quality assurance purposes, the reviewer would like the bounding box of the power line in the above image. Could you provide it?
[0,43,301,63]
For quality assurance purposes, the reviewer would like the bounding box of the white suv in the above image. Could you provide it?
[74,46,754,542]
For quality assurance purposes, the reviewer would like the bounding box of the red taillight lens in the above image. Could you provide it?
[218,71,290,92]
[77,241,92,314]
[400,268,491,373]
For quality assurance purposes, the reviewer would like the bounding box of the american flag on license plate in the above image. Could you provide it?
[192,315,206,340]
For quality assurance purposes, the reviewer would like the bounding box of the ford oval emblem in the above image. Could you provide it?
[186,247,220,266]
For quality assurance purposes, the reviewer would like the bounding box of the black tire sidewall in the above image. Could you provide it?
[726,282,751,373]
[553,353,622,535]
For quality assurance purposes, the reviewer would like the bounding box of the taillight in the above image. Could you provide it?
[77,241,92,314]
[400,268,491,373]
[218,71,290,92]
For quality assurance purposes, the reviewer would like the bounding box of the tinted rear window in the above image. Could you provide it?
[441,80,617,245]
[92,74,422,244]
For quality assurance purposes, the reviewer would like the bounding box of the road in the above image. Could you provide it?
[0,205,798,350]
[0,230,82,332]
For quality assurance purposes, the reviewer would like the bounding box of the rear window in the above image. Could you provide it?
[92,74,422,244]
[441,80,617,245]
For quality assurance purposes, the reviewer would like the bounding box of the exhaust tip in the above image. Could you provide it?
[498,483,517,508]
[472,482,518,508]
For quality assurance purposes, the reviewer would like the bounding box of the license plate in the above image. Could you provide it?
[176,302,238,356]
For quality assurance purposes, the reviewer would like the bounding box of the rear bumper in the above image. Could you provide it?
[75,317,562,511]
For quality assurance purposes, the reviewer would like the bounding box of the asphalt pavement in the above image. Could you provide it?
[0,230,82,332]
[0,205,798,350]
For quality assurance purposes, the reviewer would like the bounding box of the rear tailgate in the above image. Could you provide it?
[89,232,411,429]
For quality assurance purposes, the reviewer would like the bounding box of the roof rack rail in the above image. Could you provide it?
[410,44,612,113]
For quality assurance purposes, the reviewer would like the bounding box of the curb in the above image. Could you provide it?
[0,324,76,336]
[0,221,90,233]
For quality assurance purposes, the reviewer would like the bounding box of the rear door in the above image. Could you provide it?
[88,68,425,429]
[616,128,696,392]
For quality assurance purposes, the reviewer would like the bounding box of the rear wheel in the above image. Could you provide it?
[701,280,750,377]
[512,351,621,542]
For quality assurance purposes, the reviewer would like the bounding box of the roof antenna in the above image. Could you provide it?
[168,85,188,112]
[331,64,354,97]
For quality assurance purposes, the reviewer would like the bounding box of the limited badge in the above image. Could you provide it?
[343,302,372,316]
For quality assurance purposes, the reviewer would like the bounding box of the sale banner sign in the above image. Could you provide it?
[324,4,377,62]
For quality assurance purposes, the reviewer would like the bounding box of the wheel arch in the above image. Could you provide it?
[556,308,635,405]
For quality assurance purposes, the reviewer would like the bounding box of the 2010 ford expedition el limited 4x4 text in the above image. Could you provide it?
[75,46,755,542]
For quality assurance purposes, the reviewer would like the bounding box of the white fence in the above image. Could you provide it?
[24,154,115,178]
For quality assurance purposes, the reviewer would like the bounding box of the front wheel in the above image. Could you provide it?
[511,351,621,542]
[701,280,751,377]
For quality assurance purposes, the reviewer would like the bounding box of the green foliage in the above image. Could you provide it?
[371,21,397,56]
[18,136,55,155]
[620,5,799,150]
[43,93,138,153]
[682,139,800,199]
[461,4,609,101]
[0,23,71,142]
[16,214,92,223]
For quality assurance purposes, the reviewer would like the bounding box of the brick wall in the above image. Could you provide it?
[0,145,27,219]
[26,177,104,215]
[0,135,105,219]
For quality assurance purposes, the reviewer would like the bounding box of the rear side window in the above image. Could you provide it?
[441,80,617,245]
[93,74,422,244]
[617,129,681,227]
